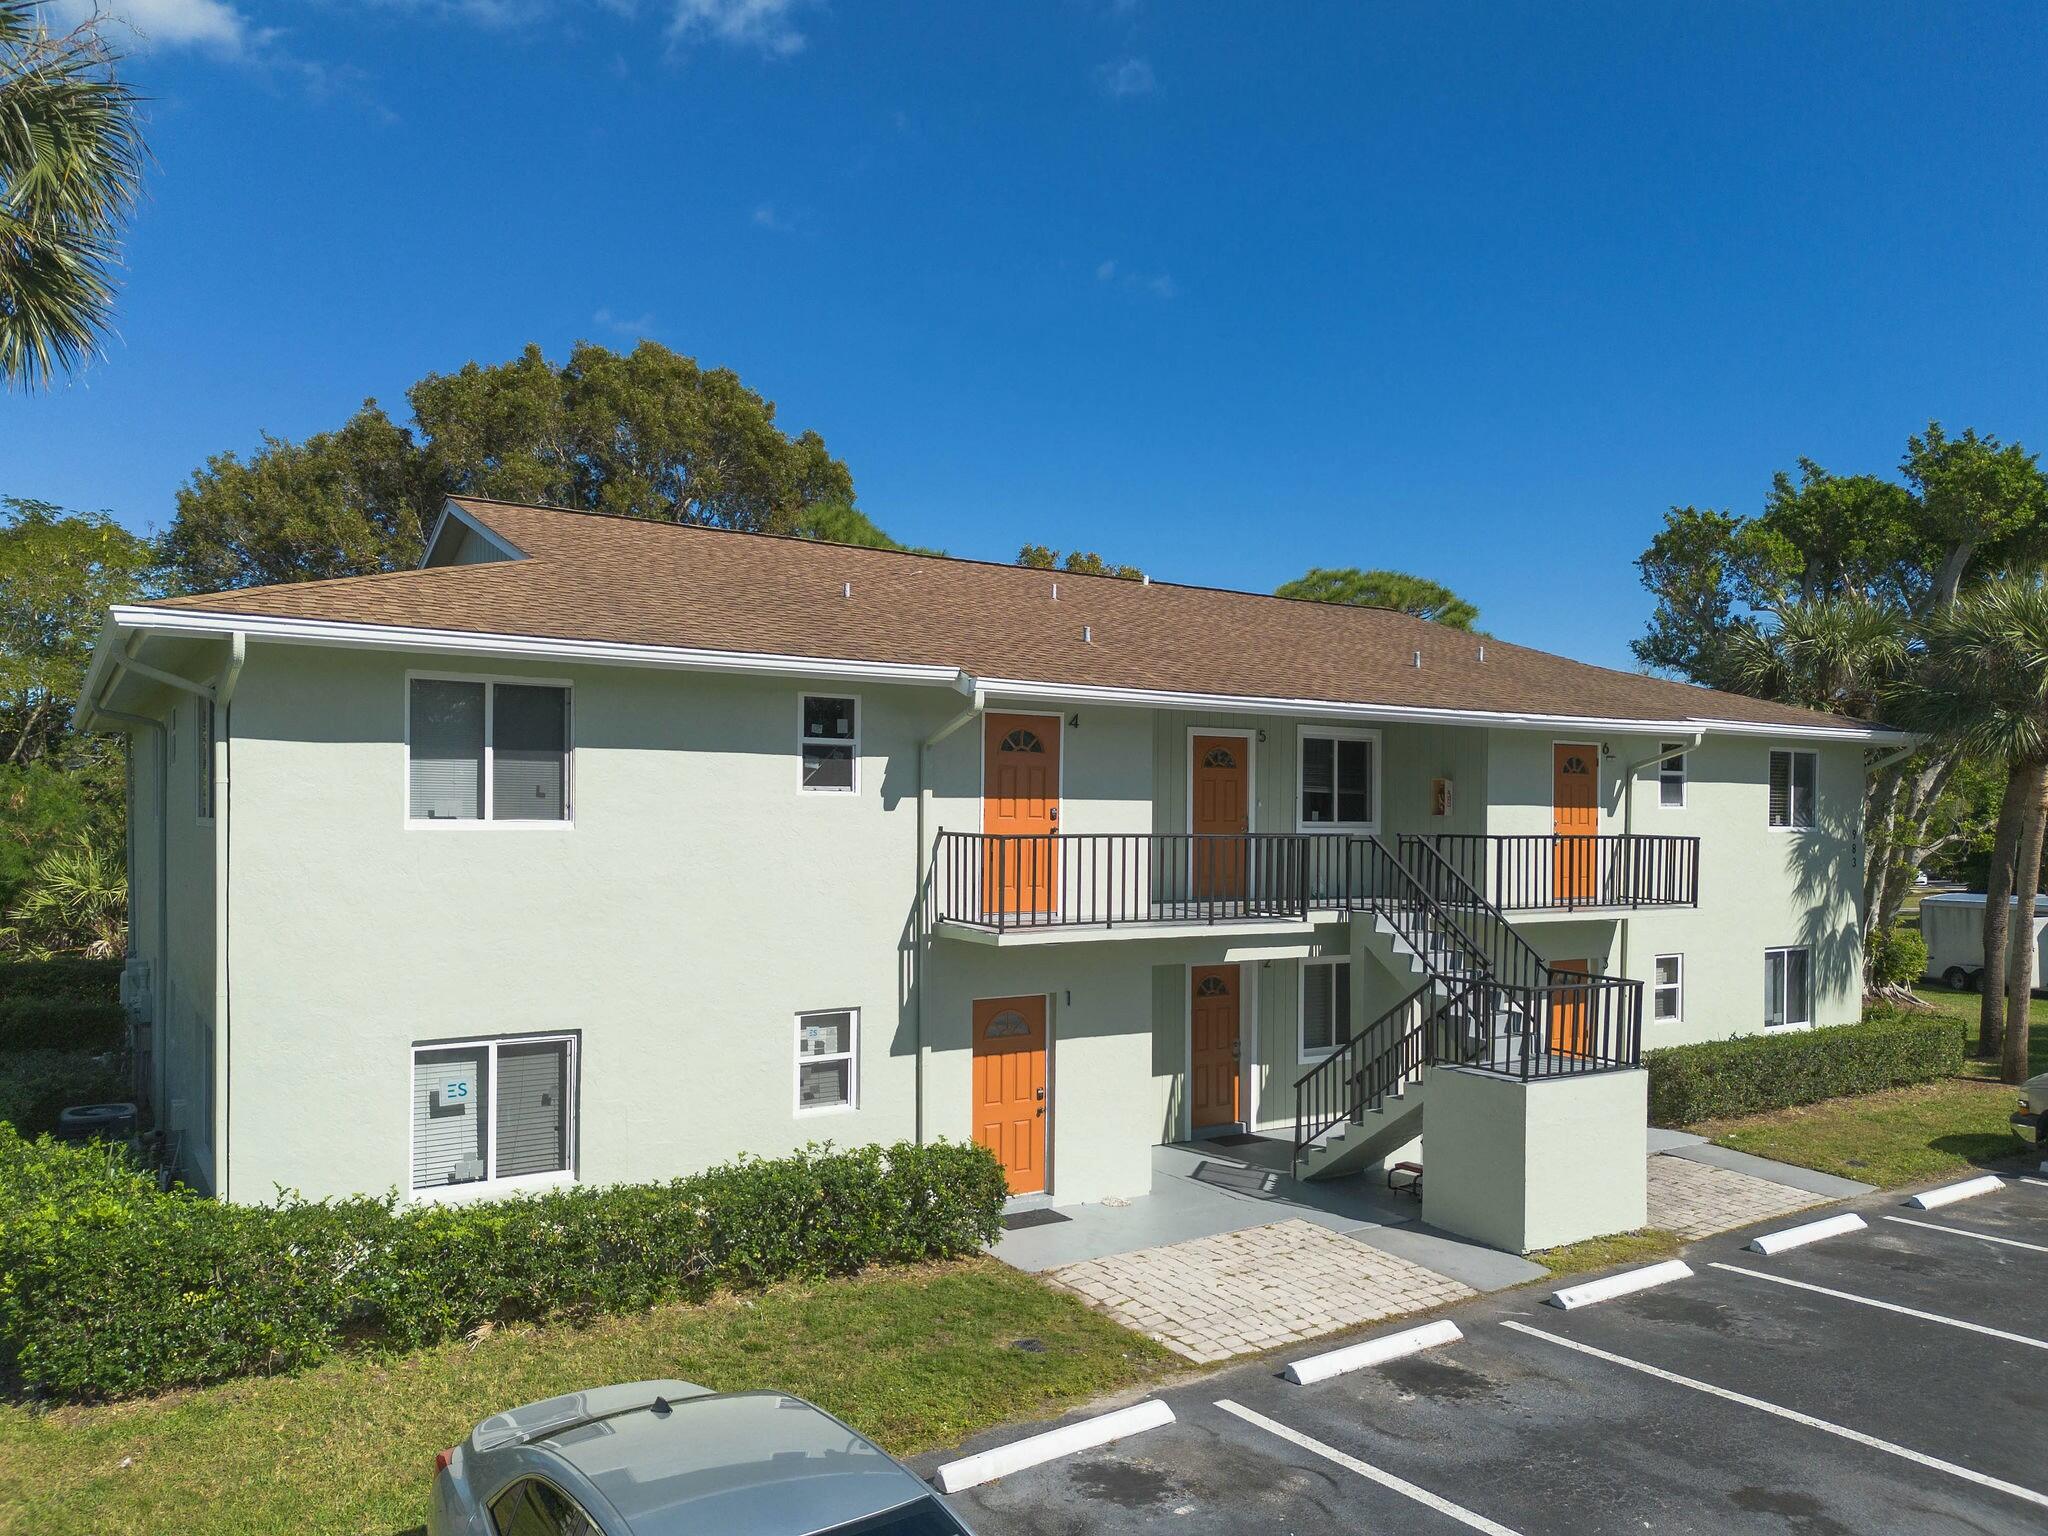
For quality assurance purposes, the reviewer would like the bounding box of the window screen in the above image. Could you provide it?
[1301,961,1352,1055]
[802,696,857,791]
[493,685,569,821]
[1768,750,1816,829]
[797,1009,856,1110]
[1658,743,1685,808]
[412,1045,489,1188]
[495,1040,570,1178]
[1300,735,1372,826]
[1765,947,1811,1028]
[410,680,484,820]
[1653,954,1682,1020]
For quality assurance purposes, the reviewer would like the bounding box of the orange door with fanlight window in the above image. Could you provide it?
[1552,743,1599,903]
[1190,735,1250,901]
[1189,966,1242,1129]
[972,995,1048,1194]
[1550,959,1591,1058]
[983,714,1061,917]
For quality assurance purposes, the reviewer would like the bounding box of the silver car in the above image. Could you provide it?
[429,1380,973,1536]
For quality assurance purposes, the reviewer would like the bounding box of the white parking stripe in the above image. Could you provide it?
[1500,1321,2048,1512]
[1214,1399,1525,1535]
[1883,1214,2048,1254]
[1706,1262,2048,1352]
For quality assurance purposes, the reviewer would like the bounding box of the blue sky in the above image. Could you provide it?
[8,1,2046,668]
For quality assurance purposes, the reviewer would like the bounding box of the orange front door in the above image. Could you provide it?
[983,714,1062,917]
[1552,743,1599,903]
[1550,959,1591,1057]
[1189,966,1242,1129]
[972,995,1048,1194]
[1190,734,1250,900]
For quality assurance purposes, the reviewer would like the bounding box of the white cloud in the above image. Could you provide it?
[1092,259,1178,300]
[752,201,796,232]
[1095,55,1155,98]
[1095,259,1116,281]
[1146,273,1178,300]
[593,307,657,338]
[49,0,258,54]
[668,0,812,57]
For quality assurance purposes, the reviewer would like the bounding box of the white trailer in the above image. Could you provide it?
[1920,893,2048,992]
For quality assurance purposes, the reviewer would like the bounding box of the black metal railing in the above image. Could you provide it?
[1397,834,1551,994]
[1294,979,1445,1159]
[1348,836,1495,981]
[1428,834,1699,912]
[934,831,1312,931]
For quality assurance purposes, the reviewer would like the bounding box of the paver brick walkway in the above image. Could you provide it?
[1646,1153,1826,1239]
[1046,1217,1474,1364]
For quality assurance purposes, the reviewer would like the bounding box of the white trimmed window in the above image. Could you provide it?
[410,1034,576,1194]
[1653,954,1683,1022]
[197,700,216,821]
[407,676,571,824]
[795,1008,858,1113]
[1299,959,1353,1060]
[1764,946,1811,1029]
[1297,727,1377,829]
[1768,749,1816,829]
[800,695,858,792]
[1657,742,1686,808]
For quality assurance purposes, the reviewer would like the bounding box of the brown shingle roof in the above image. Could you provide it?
[137,496,1878,734]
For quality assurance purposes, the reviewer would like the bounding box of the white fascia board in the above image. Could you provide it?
[418,500,528,568]
[971,675,1902,741]
[74,614,131,732]
[105,606,968,688]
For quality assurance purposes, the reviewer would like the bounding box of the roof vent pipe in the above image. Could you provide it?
[1051,582,1059,601]
[1083,625,1094,644]
[841,582,852,599]
[1413,650,1422,668]
[1478,643,1485,662]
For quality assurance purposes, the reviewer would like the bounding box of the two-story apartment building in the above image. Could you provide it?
[80,498,1895,1230]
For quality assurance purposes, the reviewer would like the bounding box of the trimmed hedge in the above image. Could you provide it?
[0,958,123,1005]
[1646,1015,1962,1127]
[0,998,126,1054]
[0,1129,1007,1400]
[0,1050,130,1137]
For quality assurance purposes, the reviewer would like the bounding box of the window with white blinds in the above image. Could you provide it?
[1768,749,1816,829]
[410,1035,575,1192]
[408,677,570,824]
[1299,959,1353,1060]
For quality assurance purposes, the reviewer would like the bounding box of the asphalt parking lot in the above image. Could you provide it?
[922,1173,2048,1535]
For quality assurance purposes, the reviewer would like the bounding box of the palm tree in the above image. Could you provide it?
[1908,579,2048,1082]
[0,2,144,389]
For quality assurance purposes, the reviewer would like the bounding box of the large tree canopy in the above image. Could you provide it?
[1276,568,1480,630]
[1018,544,1142,580]
[161,341,861,592]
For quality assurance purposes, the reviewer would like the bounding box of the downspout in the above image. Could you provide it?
[1616,732,1702,988]
[913,672,985,1144]
[91,707,167,1118]
[211,634,247,1201]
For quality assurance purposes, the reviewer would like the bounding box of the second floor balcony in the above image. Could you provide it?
[1425,833,1700,914]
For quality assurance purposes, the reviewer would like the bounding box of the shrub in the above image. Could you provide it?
[1646,1015,1962,1127]
[1866,925,1930,990]
[0,1050,130,1136]
[0,957,124,1005]
[0,998,126,1053]
[0,1130,1006,1400]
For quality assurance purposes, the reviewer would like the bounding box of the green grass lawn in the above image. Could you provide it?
[0,1258,1177,1536]
[1694,986,2044,1188]
[1528,1228,1683,1277]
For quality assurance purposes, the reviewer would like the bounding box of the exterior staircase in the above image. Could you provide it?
[1293,835,1598,1181]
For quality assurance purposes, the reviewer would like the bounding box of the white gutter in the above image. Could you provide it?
[913,675,985,1144]
[1621,732,1703,839]
[211,634,246,1201]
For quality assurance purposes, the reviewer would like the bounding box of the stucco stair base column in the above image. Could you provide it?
[1419,1065,1648,1254]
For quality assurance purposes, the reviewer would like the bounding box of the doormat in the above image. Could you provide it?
[1206,1132,1276,1149]
[1192,1161,1280,1196]
[1002,1208,1073,1231]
